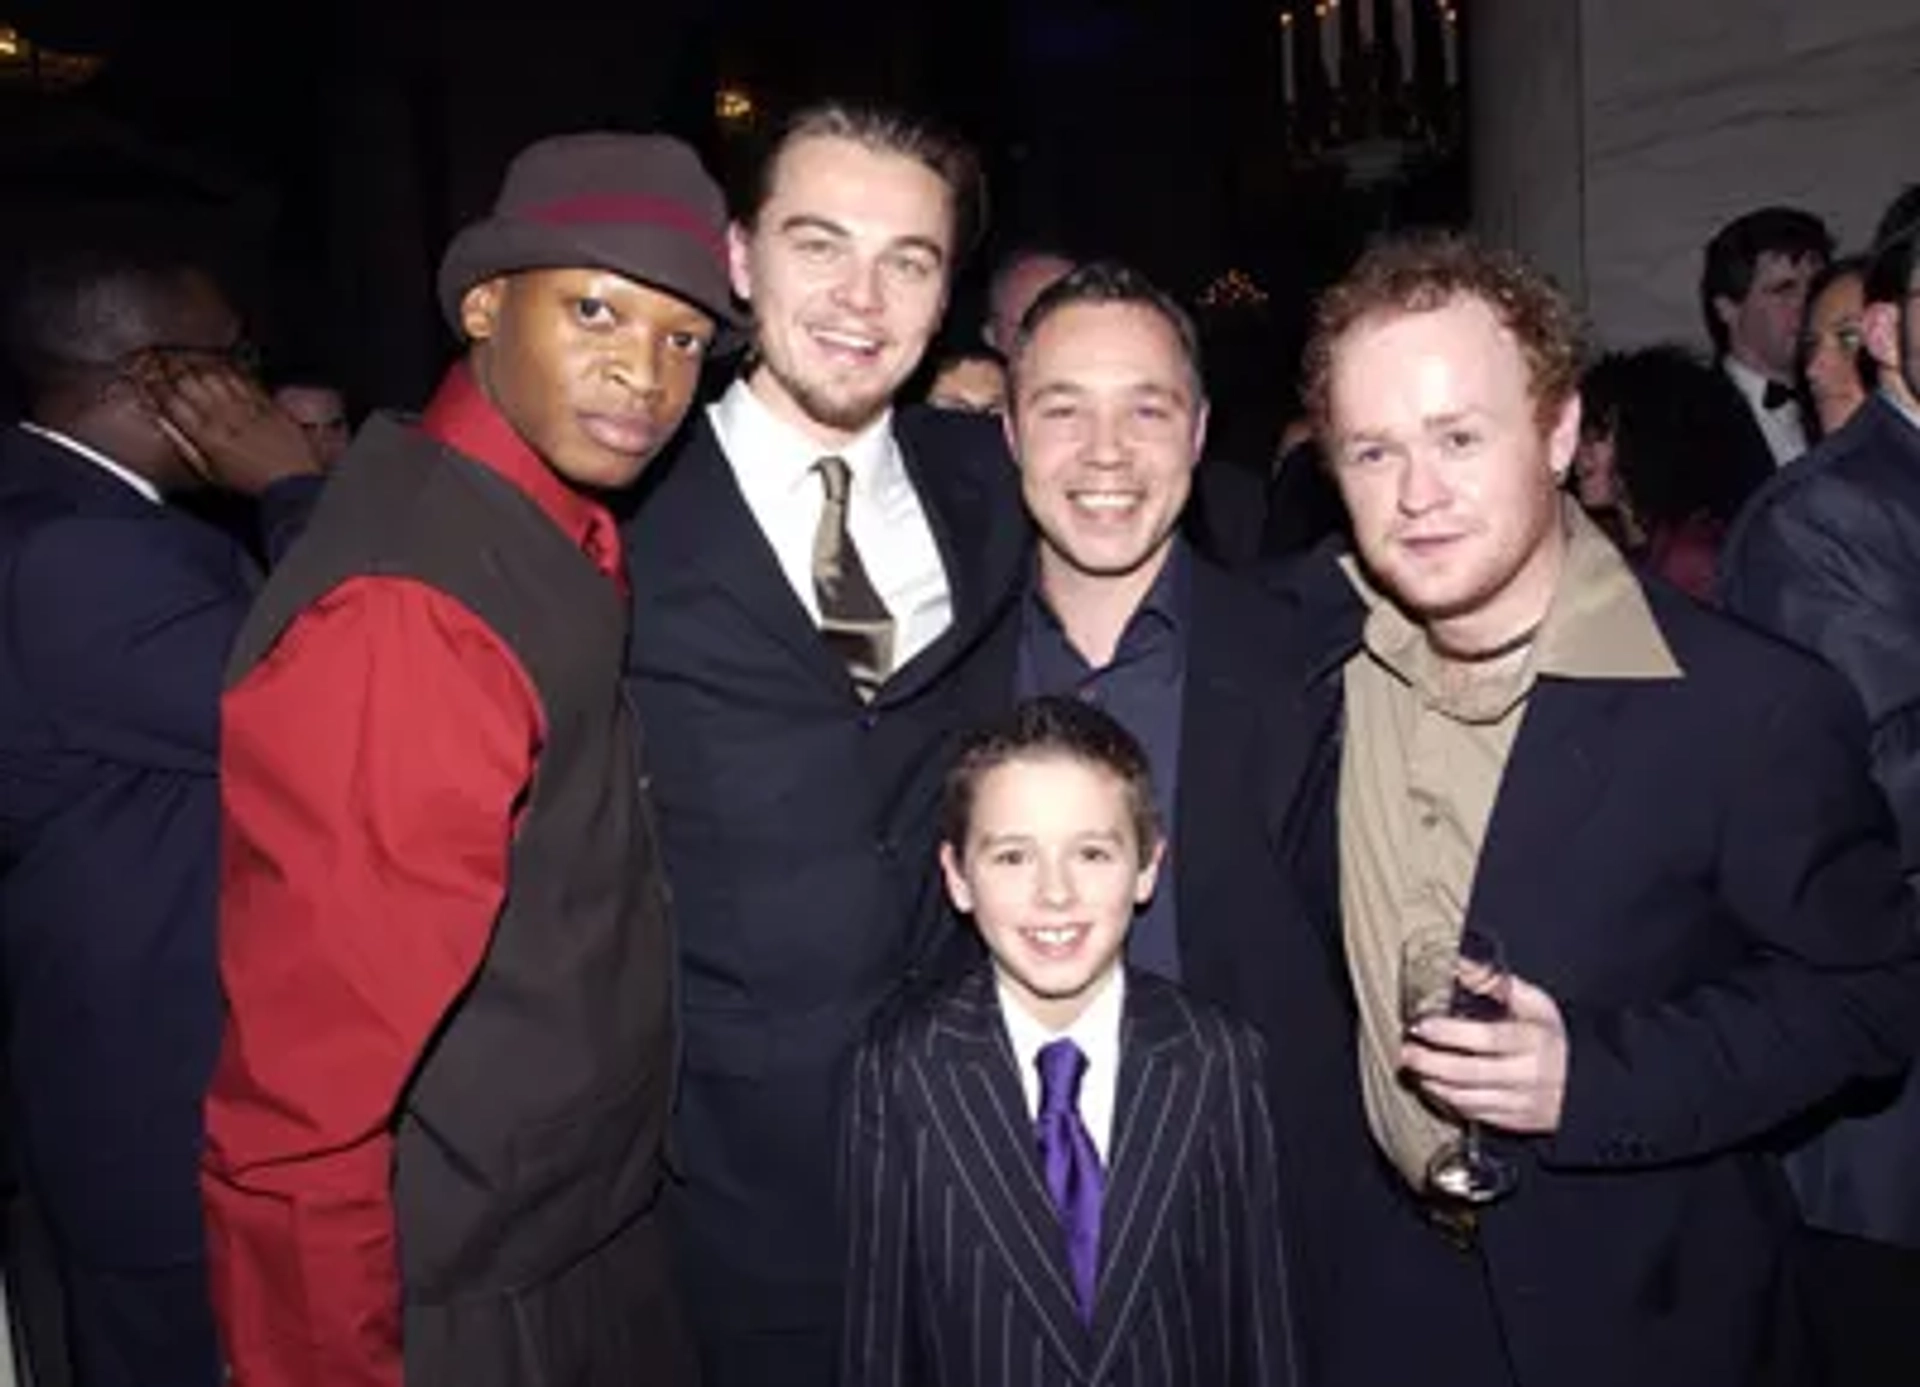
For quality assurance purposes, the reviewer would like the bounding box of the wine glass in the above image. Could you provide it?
[1399,923,1520,1204]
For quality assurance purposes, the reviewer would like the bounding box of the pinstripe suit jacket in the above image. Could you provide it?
[841,965,1300,1387]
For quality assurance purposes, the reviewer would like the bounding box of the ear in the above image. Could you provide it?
[1712,293,1740,335]
[938,841,974,915]
[1545,392,1581,485]
[728,222,754,303]
[1133,836,1166,906]
[460,278,506,344]
[1190,398,1211,463]
[1863,301,1901,375]
[1001,400,1021,459]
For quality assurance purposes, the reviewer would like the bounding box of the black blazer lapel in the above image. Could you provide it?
[1173,561,1268,967]
[923,969,1090,1369]
[630,417,854,695]
[1468,678,1625,963]
[879,410,1026,705]
[1087,974,1211,1379]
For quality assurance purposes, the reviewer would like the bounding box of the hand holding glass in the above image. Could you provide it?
[1399,923,1520,1204]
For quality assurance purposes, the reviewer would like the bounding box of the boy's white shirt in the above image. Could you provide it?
[997,966,1125,1165]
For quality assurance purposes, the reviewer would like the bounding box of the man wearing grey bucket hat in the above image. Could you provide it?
[203,131,730,1387]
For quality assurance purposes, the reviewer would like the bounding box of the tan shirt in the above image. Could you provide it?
[1338,500,1682,1189]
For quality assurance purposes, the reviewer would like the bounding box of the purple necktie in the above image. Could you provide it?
[1036,1038,1104,1323]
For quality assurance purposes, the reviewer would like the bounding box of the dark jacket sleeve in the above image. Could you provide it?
[1721,472,1920,878]
[1546,659,1920,1169]
[840,1035,920,1387]
[1228,1026,1304,1387]
[10,516,251,771]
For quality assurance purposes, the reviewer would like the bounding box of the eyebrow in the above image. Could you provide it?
[973,827,1126,848]
[776,215,947,265]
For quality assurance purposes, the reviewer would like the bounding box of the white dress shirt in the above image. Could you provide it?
[998,967,1126,1165]
[710,380,952,670]
[18,422,162,504]
[1723,356,1809,467]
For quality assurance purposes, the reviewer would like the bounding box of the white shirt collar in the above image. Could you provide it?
[1723,355,1786,410]
[998,964,1126,1163]
[17,421,163,505]
[710,375,901,500]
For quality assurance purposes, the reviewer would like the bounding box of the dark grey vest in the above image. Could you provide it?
[225,416,676,1311]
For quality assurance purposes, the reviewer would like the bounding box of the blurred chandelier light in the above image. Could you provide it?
[0,20,107,92]
[716,85,756,128]
[1275,0,1462,186]
[1198,268,1270,312]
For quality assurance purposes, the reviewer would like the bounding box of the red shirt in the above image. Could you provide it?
[202,366,626,1387]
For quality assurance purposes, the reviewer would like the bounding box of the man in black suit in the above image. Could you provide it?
[1700,206,1833,482]
[622,101,1028,1385]
[843,695,1297,1387]
[1720,216,1920,1384]
[993,260,1367,1375]
[0,242,319,1387]
[1279,232,1920,1387]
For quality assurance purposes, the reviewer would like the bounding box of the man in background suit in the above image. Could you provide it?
[1699,205,1833,480]
[0,241,318,1387]
[1720,215,1920,1385]
[622,100,1028,1385]
[993,260,1366,1376]
[843,696,1297,1387]
[1280,232,1920,1387]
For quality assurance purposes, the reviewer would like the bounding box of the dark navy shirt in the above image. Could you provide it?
[1016,539,1189,980]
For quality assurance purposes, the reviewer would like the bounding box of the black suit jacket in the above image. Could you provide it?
[622,406,1029,1363]
[1273,546,1920,1387]
[842,965,1299,1387]
[0,424,313,1270]
[1719,392,1920,1249]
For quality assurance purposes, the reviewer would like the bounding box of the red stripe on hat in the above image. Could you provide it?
[519,194,728,267]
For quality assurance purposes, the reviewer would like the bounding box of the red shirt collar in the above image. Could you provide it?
[418,364,624,587]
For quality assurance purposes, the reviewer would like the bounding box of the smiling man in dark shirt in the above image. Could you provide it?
[998,261,1365,1377]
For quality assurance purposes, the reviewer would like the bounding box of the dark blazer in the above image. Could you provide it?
[621,405,1029,1379]
[1273,545,1920,1387]
[993,551,1373,1377]
[842,964,1299,1387]
[1719,393,1920,1251]
[1721,394,1920,878]
[0,424,314,1383]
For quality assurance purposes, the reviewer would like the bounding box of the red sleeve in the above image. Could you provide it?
[202,577,544,1387]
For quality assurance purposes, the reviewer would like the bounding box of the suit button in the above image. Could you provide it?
[875,839,895,860]
[860,710,880,730]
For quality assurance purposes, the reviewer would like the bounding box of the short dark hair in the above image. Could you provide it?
[1865,220,1920,310]
[1872,184,1920,255]
[2,240,219,407]
[1698,206,1833,353]
[1007,259,1205,403]
[1579,344,1764,528]
[941,696,1160,857]
[1303,231,1584,439]
[745,100,987,261]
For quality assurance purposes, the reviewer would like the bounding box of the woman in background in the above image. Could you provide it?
[1573,345,1763,602]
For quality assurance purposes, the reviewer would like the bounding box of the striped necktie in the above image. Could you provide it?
[811,455,895,700]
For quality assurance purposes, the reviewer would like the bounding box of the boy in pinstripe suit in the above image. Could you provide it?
[841,696,1299,1386]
